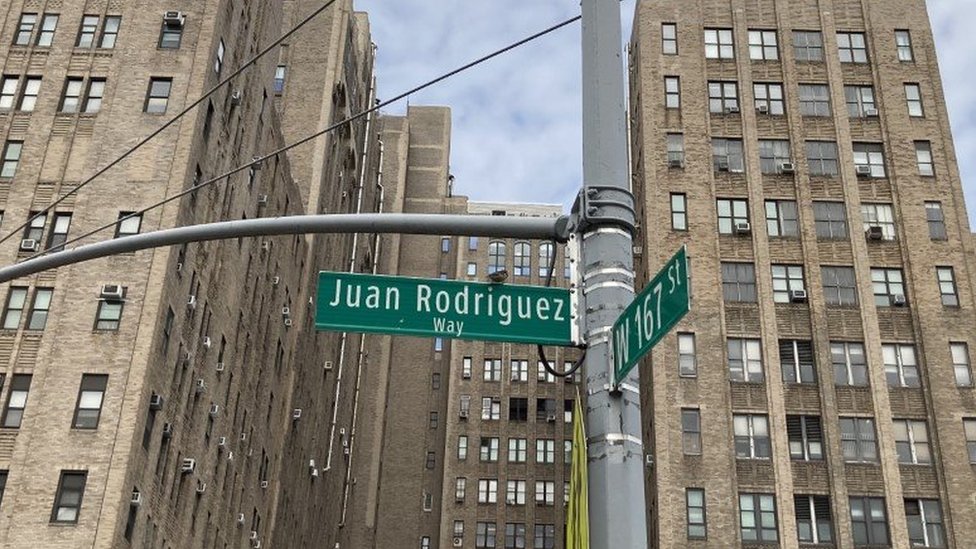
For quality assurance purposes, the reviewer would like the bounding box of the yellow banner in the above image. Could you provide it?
[566,390,589,549]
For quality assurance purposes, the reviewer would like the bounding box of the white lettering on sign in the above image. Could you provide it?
[328,278,400,310]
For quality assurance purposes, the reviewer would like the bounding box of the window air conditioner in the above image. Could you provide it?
[546,413,558,422]
[195,379,206,394]
[100,284,124,299]
[292,408,302,420]
[196,481,207,494]
[667,158,684,169]
[257,195,269,206]
[162,423,173,438]
[163,11,185,26]
[131,490,142,506]
[892,294,907,307]
[725,105,740,114]
[453,537,463,547]
[789,289,808,303]
[209,404,219,417]
[283,318,293,327]
[202,336,212,349]
[187,295,197,309]
[237,513,246,525]
[779,162,796,174]
[230,91,243,106]
[281,307,291,316]
[217,436,227,447]
[19,239,38,252]
[757,104,769,114]
[149,394,164,410]
[181,458,196,473]
[865,225,884,240]
[855,165,872,177]
[733,222,752,235]
[864,107,879,117]
[216,362,225,372]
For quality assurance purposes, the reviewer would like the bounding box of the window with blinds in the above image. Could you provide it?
[780,340,816,384]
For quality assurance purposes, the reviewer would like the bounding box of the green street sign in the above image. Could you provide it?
[316,271,574,346]
[613,245,691,383]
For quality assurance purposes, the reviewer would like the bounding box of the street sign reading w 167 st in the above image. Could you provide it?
[316,271,574,346]
[613,245,691,384]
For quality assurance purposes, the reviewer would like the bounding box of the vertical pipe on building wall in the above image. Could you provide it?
[326,49,377,472]
[339,138,384,525]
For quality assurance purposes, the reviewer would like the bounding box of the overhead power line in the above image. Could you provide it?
[0,0,341,248]
[29,15,583,260]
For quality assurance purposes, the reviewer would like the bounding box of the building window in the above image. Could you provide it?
[480,437,499,462]
[455,478,467,502]
[840,417,878,462]
[850,496,888,545]
[712,138,744,173]
[853,142,886,177]
[678,333,696,377]
[145,78,172,114]
[905,499,943,548]
[895,30,914,61]
[728,338,763,382]
[537,361,555,383]
[805,141,838,176]
[771,265,805,304]
[883,343,919,387]
[115,212,142,238]
[1,141,23,178]
[457,435,468,460]
[915,141,934,176]
[483,359,501,382]
[780,339,814,383]
[662,22,677,54]
[905,83,924,117]
[681,408,701,455]
[52,471,87,523]
[535,439,555,463]
[832,341,868,386]
[795,495,833,543]
[787,415,823,460]
[670,193,687,232]
[462,357,472,379]
[798,84,831,117]
[481,397,500,421]
[535,481,555,506]
[765,200,798,237]
[60,77,84,112]
[83,78,105,113]
[793,30,824,61]
[18,77,41,112]
[686,488,706,539]
[822,266,857,306]
[667,132,685,167]
[26,288,53,330]
[72,374,108,429]
[538,242,553,277]
[871,268,906,307]
[0,77,16,109]
[504,523,526,547]
[564,440,572,464]
[428,412,438,429]
[721,263,757,303]
[476,522,496,549]
[44,212,70,252]
[274,65,287,94]
[748,30,778,60]
[708,81,738,113]
[2,374,31,428]
[425,452,435,469]
[938,267,959,307]
[508,397,527,421]
[951,342,971,386]
[505,481,526,506]
[533,525,555,549]
[664,76,680,108]
[37,14,58,46]
[861,203,896,240]
[893,419,931,464]
[14,13,38,46]
[739,493,778,542]
[704,28,734,59]
[925,202,946,240]
[733,414,770,459]
[99,16,120,48]
[513,242,530,277]
[716,198,748,234]
[466,262,476,276]
[94,297,124,331]
[753,82,784,115]
[439,236,450,253]
[214,38,225,74]
[813,201,848,239]
[420,536,430,548]
[1,287,28,329]
[964,419,976,463]
[487,241,505,275]
[845,85,876,117]
[758,139,791,174]
[76,15,99,47]
[837,32,868,63]
[510,359,528,382]
[508,438,527,463]
[159,18,183,49]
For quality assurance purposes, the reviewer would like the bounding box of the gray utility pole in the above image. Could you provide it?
[578,0,648,547]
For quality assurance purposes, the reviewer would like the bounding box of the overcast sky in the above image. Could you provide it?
[357,0,976,225]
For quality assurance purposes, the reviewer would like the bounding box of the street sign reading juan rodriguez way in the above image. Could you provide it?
[613,245,691,384]
[316,271,574,346]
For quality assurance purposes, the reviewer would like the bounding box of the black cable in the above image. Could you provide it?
[539,239,586,378]
[0,0,341,248]
[28,15,583,259]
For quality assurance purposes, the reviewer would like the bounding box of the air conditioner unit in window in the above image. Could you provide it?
[343,447,350,456]
[733,221,752,235]
[757,104,769,114]
[453,537,463,547]
[855,165,872,177]
[163,11,185,26]
[864,107,879,117]
[865,225,884,240]
[162,423,173,438]
[292,408,302,420]
[892,294,907,307]
[667,158,684,169]
[252,541,261,549]
[260,480,269,489]
[209,404,219,417]
[311,468,319,478]
[181,458,196,474]
[202,336,212,349]
[546,413,558,423]
[257,195,269,206]
[217,436,227,447]
[272,276,280,286]
[100,284,124,300]
[149,394,164,410]
[19,239,38,252]
[725,105,740,114]
[283,318,293,327]
[458,409,469,419]
[216,362,225,372]
[633,246,643,256]
[230,91,243,106]
[779,162,796,174]
[195,379,206,394]
[339,427,346,437]
[237,513,246,525]
[789,289,808,303]
[281,307,291,316]
[131,490,142,506]
[187,295,197,309]
[249,531,259,541]
[645,454,655,466]
[196,481,207,494]
[240,432,247,442]
[324,360,333,371]
[717,161,730,172]
[261,241,272,251]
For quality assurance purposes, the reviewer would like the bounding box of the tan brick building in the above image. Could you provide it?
[629,0,976,547]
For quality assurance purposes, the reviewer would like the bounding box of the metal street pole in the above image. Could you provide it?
[578,0,648,547]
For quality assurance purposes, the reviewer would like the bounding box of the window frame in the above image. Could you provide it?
[798,84,831,117]
[937,267,959,308]
[753,82,785,115]
[764,200,798,237]
[853,142,886,178]
[840,417,878,463]
[893,419,931,465]
[950,342,971,386]
[795,494,833,544]
[704,28,734,59]
[805,140,838,176]
[14,13,38,46]
[712,138,745,172]
[159,20,183,49]
[821,266,858,306]
[2,287,28,330]
[871,267,906,307]
[748,29,779,60]
[925,202,946,240]
[98,15,121,49]
[51,470,88,523]
[721,263,757,303]
[0,141,23,179]
[37,14,59,47]
[678,333,697,377]
[905,83,924,117]
[512,241,530,277]
[787,415,824,461]
[832,341,868,387]
[915,141,934,176]
[883,343,919,388]
[662,23,677,55]
[681,408,702,455]
[758,139,792,175]
[18,76,41,112]
[95,298,123,331]
[905,499,944,548]
[771,265,805,304]
[861,203,896,241]
[707,81,739,113]
[144,77,172,114]
[26,287,53,330]
[76,15,99,48]
[664,76,680,109]
[844,85,876,118]
[72,374,108,429]
[964,419,976,464]
[850,496,889,545]
[792,30,824,61]
[837,31,868,63]
[895,30,914,62]
[686,488,707,540]
[738,493,778,542]
[716,198,748,235]
[1,374,31,428]
[733,414,771,459]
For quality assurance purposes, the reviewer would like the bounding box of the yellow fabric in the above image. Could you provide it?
[566,390,589,549]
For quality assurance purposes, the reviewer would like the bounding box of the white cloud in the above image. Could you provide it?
[358,1,976,224]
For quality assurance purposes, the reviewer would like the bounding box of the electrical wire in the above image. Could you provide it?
[0,0,341,248]
[539,239,587,378]
[27,15,583,259]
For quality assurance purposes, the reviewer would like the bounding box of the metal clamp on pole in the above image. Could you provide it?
[573,186,637,235]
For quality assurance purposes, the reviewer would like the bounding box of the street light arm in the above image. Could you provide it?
[0,213,571,283]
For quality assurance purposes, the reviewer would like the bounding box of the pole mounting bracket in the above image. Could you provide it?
[571,186,636,235]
